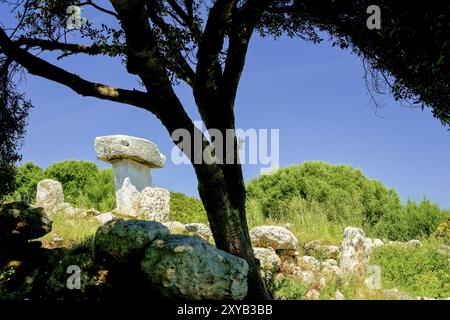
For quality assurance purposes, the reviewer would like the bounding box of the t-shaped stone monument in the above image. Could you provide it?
[95,135,170,220]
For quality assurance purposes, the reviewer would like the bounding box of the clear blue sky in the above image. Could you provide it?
[16,31,450,208]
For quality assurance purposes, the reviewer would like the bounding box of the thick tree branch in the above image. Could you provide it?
[193,0,237,131]
[15,37,123,56]
[0,27,147,109]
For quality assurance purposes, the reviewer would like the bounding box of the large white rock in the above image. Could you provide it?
[140,187,170,221]
[141,235,249,300]
[95,135,165,168]
[116,178,141,217]
[184,223,213,242]
[339,227,374,276]
[94,219,169,262]
[161,221,187,234]
[36,179,64,212]
[298,256,321,272]
[253,247,281,278]
[250,226,298,251]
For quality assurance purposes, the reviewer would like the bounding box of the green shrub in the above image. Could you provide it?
[373,198,448,241]
[6,162,45,202]
[246,161,402,227]
[370,242,450,299]
[45,161,100,204]
[432,214,450,245]
[169,192,207,224]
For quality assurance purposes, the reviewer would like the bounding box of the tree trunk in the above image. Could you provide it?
[194,163,271,300]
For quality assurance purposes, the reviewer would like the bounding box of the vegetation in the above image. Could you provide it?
[370,242,450,299]
[170,192,208,224]
[1,0,448,299]
[0,57,31,199]
[8,160,448,245]
[7,161,208,223]
[246,162,448,242]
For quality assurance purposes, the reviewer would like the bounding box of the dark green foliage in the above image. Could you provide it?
[8,162,44,202]
[9,161,207,219]
[170,192,207,224]
[246,161,402,226]
[0,58,31,199]
[374,199,448,241]
[44,160,115,211]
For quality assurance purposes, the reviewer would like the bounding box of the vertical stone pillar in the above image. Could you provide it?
[95,135,169,220]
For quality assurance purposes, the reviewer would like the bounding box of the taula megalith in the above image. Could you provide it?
[95,135,170,220]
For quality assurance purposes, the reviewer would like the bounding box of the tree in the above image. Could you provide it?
[0,0,448,299]
[0,56,31,199]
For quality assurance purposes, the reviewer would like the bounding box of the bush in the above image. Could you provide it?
[246,161,402,228]
[432,214,450,245]
[5,162,44,202]
[370,243,450,299]
[169,192,207,224]
[373,199,448,241]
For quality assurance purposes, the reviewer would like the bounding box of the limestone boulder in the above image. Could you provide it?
[94,219,169,262]
[161,221,187,234]
[115,178,141,217]
[0,201,52,244]
[253,247,281,278]
[95,135,165,168]
[96,212,115,225]
[298,255,321,272]
[140,187,170,221]
[184,223,213,242]
[339,227,374,276]
[36,179,64,212]
[250,226,298,251]
[141,235,248,300]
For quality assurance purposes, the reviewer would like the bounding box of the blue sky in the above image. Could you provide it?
[13,24,450,208]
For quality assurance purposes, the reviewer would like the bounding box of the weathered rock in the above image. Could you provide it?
[115,178,141,217]
[253,247,281,278]
[96,212,115,225]
[407,239,422,247]
[95,135,167,218]
[36,179,64,212]
[383,288,413,300]
[322,245,340,260]
[141,235,248,300]
[0,201,52,244]
[94,219,169,262]
[339,227,373,276]
[335,290,345,300]
[161,221,187,234]
[95,135,166,169]
[250,226,298,251]
[184,223,213,242]
[140,187,170,221]
[373,239,384,247]
[305,289,320,300]
[321,265,345,280]
[323,259,338,267]
[299,270,315,286]
[298,256,321,272]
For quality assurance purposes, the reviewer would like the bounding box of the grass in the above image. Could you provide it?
[370,240,450,299]
[39,210,101,249]
[246,196,353,245]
